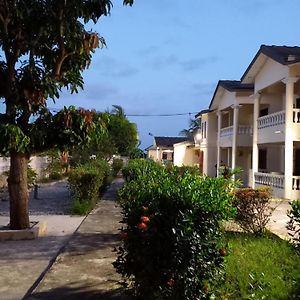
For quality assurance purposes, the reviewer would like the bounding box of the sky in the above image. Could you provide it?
[4,0,300,149]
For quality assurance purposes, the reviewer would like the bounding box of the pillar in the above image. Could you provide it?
[252,93,260,188]
[231,104,240,180]
[216,110,222,176]
[282,77,298,199]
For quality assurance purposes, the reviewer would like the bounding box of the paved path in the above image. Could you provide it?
[0,181,84,300]
[26,178,129,300]
[268,199,292,239]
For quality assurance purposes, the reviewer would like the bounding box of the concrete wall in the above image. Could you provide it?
[174,143,198,167]
[0,156,50,185]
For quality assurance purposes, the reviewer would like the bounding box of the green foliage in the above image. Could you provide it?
[68,159,111,215]
[0,125,30,155]
[111,158,124,177]
[114,160,236,300]
[216,232,300,299]
[129,148,145,159]
[287,199,300,249]
[27,165,37,189]
[233,187,273,235]
[70,107,138,162]
[108,107,138,156]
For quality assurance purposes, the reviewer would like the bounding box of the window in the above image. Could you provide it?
[162,152,168,160]
[258,149,267,170]
[259,108,268,117]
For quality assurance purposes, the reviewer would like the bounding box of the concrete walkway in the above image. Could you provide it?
[26,178,129,300]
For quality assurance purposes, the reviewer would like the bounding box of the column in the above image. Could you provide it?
[252,93,260,188]
[231,104,240,180]
[216,110,222,177]
[282,77,298,199]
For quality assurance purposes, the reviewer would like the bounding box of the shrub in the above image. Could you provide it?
[27,165,37,189]
[111,158,123,177]
[287,199,300,249]
[233,187,273,235]
[68,159,111,215]
[114,160,236,300]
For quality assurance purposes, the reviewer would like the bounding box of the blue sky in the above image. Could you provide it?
[8,0,300,149]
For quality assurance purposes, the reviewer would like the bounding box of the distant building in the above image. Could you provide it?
[146,136,189,164]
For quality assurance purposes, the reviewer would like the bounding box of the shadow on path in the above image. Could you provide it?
[27,286,133,300]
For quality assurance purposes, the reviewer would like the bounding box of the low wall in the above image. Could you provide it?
[0,156,50,187]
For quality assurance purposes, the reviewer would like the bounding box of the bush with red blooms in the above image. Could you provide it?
[114,159,236,300]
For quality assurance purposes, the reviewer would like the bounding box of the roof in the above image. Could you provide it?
[154,136,189,148]
[209,80,254,109]
[241,45,300,82]
[195,109,211,119]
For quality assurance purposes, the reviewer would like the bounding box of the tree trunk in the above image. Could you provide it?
[8,153,30,229]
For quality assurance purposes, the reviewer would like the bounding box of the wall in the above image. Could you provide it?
[0,156,50,186]
[174,143,198,167]
[255,58,288,92]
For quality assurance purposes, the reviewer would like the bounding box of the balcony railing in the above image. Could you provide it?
[254,172,284,189]
[292,176,300,190]
[257,109,300,129]
[220,125,252,138]
[293,109,300,123]
[257,111,285,129]
[220,126,233,137]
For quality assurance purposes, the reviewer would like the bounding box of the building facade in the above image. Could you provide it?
[182,45,300,200]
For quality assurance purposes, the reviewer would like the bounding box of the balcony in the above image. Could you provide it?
[254,172,285,198]
[257,109,300,143]
[254,172,300,199]
[219,125,253,147]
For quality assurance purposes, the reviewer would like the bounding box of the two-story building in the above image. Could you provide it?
[182,45,300,200]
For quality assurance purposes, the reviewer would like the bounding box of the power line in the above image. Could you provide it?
[127,112,198,117]
[47,107,199,118]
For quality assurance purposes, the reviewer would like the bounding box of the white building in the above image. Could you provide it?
[176,45,300,200]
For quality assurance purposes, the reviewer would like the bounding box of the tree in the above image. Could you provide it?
[0,0,134,229]
[108,105,138,156]
[70,105,139,163]
[179,117,201,139]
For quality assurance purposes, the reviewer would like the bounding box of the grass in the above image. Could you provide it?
[216,232,300,299]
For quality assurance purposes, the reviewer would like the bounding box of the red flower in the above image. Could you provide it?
[140,216,150,223]
[120,231,128,239]
[166,278,175,287]
[137,222,148,230]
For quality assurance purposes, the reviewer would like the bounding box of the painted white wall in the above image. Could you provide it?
[255,58,288,92]
[174,143,198,167]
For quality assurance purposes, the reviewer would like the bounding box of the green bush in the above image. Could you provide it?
[111,158,123,177]
[287,199,300,249]
[68,159,111,215]
[233,187,273,235]
[114,160,236,300]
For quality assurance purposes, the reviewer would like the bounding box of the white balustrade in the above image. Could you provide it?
[220,126,233,137]
[257,111,285,129]
[292,176,300,190]
[238,125,253,135]
[254,172,284,189]
[293,109,300,123]
[220,125,252,138]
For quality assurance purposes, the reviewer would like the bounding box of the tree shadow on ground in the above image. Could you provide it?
[26,286,134,300]
[66,232,121,255]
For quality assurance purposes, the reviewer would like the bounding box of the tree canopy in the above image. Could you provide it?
[0,0,135,229]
